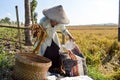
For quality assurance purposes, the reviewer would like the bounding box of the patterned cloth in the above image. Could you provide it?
[61,41,88,76]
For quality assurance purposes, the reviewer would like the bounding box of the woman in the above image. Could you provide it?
[35,5,74,73]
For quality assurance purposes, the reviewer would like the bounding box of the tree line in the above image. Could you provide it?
[0,17,23,25]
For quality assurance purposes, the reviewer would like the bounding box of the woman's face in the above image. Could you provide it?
[50,20,58,27]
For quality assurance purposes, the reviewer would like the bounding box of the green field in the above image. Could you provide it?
[0,25,120,80]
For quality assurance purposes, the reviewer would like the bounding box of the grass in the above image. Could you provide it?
[88,65,115,80]
[0,25,120,80]
[70,26,120,80]
[0,45,15,80]
[64,26,120,80]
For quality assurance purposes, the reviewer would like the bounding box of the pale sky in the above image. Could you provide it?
[0,0,119,25]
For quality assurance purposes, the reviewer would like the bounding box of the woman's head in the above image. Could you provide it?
[50,20,59,27]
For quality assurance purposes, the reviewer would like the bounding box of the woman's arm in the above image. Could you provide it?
[59,24,74,41]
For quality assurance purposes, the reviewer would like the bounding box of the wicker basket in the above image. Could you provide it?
[12,53,52,80]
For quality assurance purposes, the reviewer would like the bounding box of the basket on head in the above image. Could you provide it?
[12,52,52,80]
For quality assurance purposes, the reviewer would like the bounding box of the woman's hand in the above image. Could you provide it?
[68,34,75,41]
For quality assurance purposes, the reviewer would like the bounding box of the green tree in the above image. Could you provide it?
[4,17,11,24]
[33,12,38,23]
[30,0,38,24]
[0,19,5,23]
[0,17,11,24]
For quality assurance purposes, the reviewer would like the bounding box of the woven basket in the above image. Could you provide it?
[12,53,52,80]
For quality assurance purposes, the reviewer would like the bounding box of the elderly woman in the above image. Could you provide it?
[35,5,74,73]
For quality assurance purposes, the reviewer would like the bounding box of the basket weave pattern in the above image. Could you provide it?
[13,53,52,80]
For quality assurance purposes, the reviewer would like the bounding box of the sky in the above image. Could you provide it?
[0,0,119,25]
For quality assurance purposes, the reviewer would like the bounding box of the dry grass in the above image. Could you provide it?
[60,25,120,80]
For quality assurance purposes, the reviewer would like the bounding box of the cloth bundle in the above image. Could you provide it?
[47,75,93,80]
[60,40,87,76]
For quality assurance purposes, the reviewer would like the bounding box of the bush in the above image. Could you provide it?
[88,65,115,80]
[0,46,15,79]
[0,46,15,68]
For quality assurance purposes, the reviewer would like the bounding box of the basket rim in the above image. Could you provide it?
[15,53,52,67]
